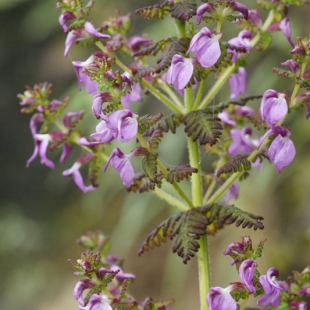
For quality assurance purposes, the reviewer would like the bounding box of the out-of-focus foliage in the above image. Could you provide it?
[1,1,310,310]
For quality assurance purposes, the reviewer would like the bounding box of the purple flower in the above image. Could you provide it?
[281,59,299,74]
[128,36,152,53]
[110,265,135,282]
[228,30,252,62]
[104,148,135,186]
[234,105,254,116]
[196,3,215,25]
[228,127,254,155]
[257,267,283,307]
[248,10,262,27]
[239,259,257,294]
[229,67,247,100]
[218,111,236,127]
[64,22,110,57]
[121,83,142,110]
[166,54,194,90]
[229,1,249,20]
[79,294,112,310]
[92,93,112,119]
[223,242,244,256]
[206,286,237,310]
[224,182,239,203]
[72,54,98,95]
[280,16,295,48]
[260,89,288,128]
[187,27,222,68]
[59,11,76,32]
[62,153,97,193]
[27,133,55,169]
[73,279,96,306]
[290,301,307,310]
[268,129,296,173]
[90,110,138,144]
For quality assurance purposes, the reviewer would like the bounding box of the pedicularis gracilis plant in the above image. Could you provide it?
[18,0,310,309]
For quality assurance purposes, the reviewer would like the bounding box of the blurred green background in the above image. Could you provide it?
[0,0,309,309]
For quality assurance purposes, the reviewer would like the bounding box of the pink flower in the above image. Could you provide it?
[257,267,283,307]
[62,153,97,193]
[187,27,222,68]
[166,54,194,90]
[239,259,257,294]
[206,286,237,310]
[104,148,135,186]
[64,22,110,57]
[260,89,288,128]
[229,67,247,100]
[90,110,138,144]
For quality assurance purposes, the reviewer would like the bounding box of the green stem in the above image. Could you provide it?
[193,78,207,110]
[198,64,236,110]
[157,80,185,111]
[137,133,193,208]
[95,41,183,114]
[153,187,189,211]
[185,87,210,310]
[291,62,307,106]
[140,79,183,114]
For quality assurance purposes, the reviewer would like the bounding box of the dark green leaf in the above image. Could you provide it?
[171,2,197,21]
[135,1,172,20]
[182,110,222,145]
[165,164,198,183]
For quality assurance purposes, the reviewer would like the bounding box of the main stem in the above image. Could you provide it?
[185,87,211,310]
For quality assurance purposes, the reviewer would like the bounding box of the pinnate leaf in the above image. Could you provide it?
[182,110,222,145]
[139,204,264,263]
[135,1,172,20]
[165,164,198,183]
[171,2,197,21]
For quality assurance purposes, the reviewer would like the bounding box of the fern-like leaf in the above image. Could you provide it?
[217,155,251,177]
[133,38,172,58]
[138,209,210,263]
[171,2,197,21]
[182,110,222,145]
[135,1,172,20]
[245,114,268,131]
[148,130,163,150]
[156,38,190,73]
[203,204,264,233]
[172,209,210,263]
[138,113,163,134]
[252,238,267,260]
[165,164,198,183]
[142,152,158,182]
[132,66,157,79]
[143,113,182,136]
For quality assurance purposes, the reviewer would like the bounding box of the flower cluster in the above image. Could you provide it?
[70,231,173,310]
[207,237,310,309]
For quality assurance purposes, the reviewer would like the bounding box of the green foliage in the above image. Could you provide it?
[135,1,172,20]
[252,238,267,259]
[139,204,264,263]
[204,204,264,233]
[165,164,198,183]
[138,113,163,135]
[245,113,268,131]
[144,113,182,136]
[256,31,272,51]
[133,38,173,58]
[217,155,252,177]
[170,2,197,21]
[148,130,163,150]
[182,110,222,145]
[142,152,158,182]
[156,38,191,73]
